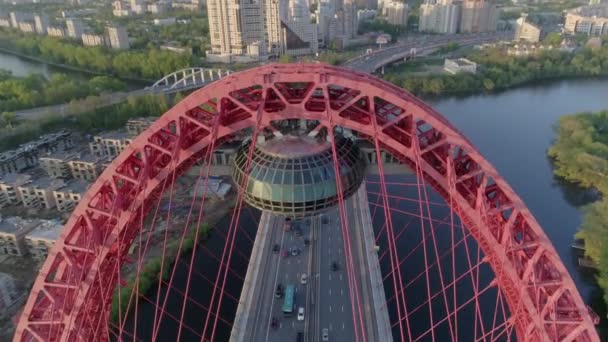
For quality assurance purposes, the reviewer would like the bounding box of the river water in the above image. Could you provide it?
[4,51,608,338]
[429,78,608,304]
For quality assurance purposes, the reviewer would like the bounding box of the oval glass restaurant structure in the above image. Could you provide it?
[232,134,367,217]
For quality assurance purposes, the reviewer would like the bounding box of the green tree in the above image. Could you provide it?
[1,111,15,128]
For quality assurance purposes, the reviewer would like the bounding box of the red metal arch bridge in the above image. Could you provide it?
[14,64,598,342]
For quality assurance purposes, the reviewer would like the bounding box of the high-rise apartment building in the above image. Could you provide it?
[459,0,497,33]
[66,18,84,39]
[206,0,319,62]
[385,1,409,26]
[419,0,496,33]
[106,25,130,49]
[419,0,461,34]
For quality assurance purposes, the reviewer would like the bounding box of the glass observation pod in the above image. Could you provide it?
[232,134,367,217]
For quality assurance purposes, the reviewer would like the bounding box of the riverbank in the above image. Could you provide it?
[0,46,153,84]
[383,43,608,97]
[111,193,236,324]
[0,28,190,81]
[548,110,608,309]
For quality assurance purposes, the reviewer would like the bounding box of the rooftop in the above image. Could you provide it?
[96,130,132,140]
[258,135,331,158]
[568,4,608,18]
[0,173,32,186]
[0,216,40,235]
[25,219,63,241]
[57,179,90,193]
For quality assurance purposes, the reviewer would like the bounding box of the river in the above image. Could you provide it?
[429,78,608,306]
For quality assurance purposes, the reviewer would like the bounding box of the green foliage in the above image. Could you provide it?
[110,222,214,322]
[543,32,562,47]
[548,111,608,195]
[549,110,608,307]
[0,28,192,79]
[385,44,608,97]
[0,70,127,112]
[0,111,15,128]
[279,54,293,63]
[0,93,170,150]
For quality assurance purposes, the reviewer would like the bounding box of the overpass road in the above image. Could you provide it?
[344,31,512,73]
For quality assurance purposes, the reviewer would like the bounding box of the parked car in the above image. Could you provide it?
[291,248,300,256]
[272,244,280,253]
[303,239,310,247]
[297,307,305,321]
[296,331,304,342]
[282,250,289,257]
[331,261,339,272]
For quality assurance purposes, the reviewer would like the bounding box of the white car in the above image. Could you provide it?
[300,273,308,285]
[297,307,305,321]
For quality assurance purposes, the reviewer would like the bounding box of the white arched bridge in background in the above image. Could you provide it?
[147,67,232,93]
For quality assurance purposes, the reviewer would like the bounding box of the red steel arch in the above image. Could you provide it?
[14,63,598,341]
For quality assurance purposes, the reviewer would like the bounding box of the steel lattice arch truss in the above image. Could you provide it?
[14,64,598,341]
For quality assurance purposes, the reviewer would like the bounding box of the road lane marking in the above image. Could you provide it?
[329,288,332,296]
[329,274,332,281]
[341,305,344,312]
[340,289,343,296]
[339,274,343,281]
[329,305,332,313]
[342,322,345,330]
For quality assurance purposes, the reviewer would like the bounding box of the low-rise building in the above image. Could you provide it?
[34,14,49,34]
[24,219,62,262]
[0,173,30,208]
[68,151,104,181]
[17,174,65,209]
[565,4,608,36]
[126,117,155,135]
[444,58,477,74]
[153,17,176,26]
[106,25,130,49]
[90,130,132,159]
[47,26,65,37]
[148,1,171,14]
[0,130,73,175]
[82,33,105,47]
[0,216,40,256]
[18,21,35,33]
[112,1,132,17]
[514,15,542,43]
[52,179,88,212]
[39,148,78,179]
[0,19,11,28]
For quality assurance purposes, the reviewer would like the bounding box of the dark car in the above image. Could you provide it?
[331,262,339,271]
[275,284,284,298]
[270,317,279,330]
[296,331,304,342]
[272,244,280,253]
[322,217,329,224]
[303,239,310,247]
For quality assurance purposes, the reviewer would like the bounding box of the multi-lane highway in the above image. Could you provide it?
[231,183,392,341]
[344,31,512,74]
